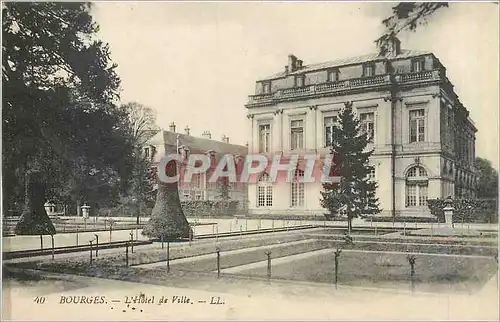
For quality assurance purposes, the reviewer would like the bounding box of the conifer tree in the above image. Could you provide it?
[320,102,381,233]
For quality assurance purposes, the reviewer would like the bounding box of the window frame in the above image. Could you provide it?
[290,169,305,208]
[262,81,271,94]
[327,69,339,82]
[294,74,305,87]
[257,173,273,208]
[411,58,425,73]
[405,166,429,207]
[362,63,375,77]
[409,108,426,143]
[359,112,375,143]
[323,114,339,148]
[290,118,305,150]
[258,122,272,153]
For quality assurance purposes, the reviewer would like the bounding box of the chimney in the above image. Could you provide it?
[378,36,402,57]
[288,54,297,72]
[184,125,191,135]
[221,135,229,143]
[297,59,303,69]
[284,66,289,74]
[202,130,211,139]
[169,121,176,132]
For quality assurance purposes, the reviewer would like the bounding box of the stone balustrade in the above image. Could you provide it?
[246,70,443,107]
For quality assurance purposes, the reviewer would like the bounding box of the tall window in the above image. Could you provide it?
[327,69,339,82]
[262,82,271,94]
[257,173,273,207]
[291,169,305,207]
[412,59,424,72]
[363,64,374,77]
[144,147,150,158]
[259,124,271,153]
[324,116,338,147]
[409,109,425,143]
[295,75,305,87]
[360,112,375,142]
[290,119,304,150]
[406,166,428,207]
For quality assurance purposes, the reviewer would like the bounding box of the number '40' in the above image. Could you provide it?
[34,296,46,304]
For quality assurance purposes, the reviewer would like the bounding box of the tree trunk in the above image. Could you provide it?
[142,160,191,240]
[15,171,56,236]
[347,215,353,235]
[76,199,81,217]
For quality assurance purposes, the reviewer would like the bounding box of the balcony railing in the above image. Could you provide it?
[396,69,442,83]
[246,70,443,106]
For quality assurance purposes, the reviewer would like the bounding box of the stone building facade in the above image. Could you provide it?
[145,123,248,206]
[245,38,477,218]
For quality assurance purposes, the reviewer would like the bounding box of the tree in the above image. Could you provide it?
[120,102,161,147]
[142,160,192,240]
[217,177,231,200]
[376,2,449,51]
[475,157,498,199]
[320,102,381,233]
[120,102,160,223]
[3,3,131,235]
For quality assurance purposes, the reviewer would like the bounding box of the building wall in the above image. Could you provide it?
[245,52,477,218]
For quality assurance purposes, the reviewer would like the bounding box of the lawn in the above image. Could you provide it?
[237,250,499,293]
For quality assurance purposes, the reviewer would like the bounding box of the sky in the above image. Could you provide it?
[91,2,499,169]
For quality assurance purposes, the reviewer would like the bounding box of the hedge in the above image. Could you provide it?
[427,198,498,223]
[180,200,240,217]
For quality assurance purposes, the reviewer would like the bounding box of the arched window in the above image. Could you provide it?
[291,169,305,207]
[406,166,428,207]
[257,173,273,207]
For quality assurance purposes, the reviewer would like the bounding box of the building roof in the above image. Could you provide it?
[147,130,248,156]
[261,49,432,81]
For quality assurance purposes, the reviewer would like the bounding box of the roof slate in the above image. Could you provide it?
[262,49,432,81]
[147,130,248,156]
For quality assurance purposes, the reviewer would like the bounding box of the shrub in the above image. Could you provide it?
[181,200,239,217]
[427,198,497,223]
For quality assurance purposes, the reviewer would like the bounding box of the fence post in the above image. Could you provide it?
[216,225,219,243]
[374,224,378,236]
[94,234,99,257]
[76,227,79,246]
[240,225,242,238]
[189,229,193,247]
[334,248,342,289]
[136,227,139,241]
[125,242,129,267]
[166,241,170,273]
[109,224,113,245]
[161,236,164,249]
[272,219,275,232]
[51,235,55,260]
[266,251,272,281]
[407,254,416,292]
[216,247,221,279]
[89,241,93,265]
[403,221,406,236]
[130,231,134,253]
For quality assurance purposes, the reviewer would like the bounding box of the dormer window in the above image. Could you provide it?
[363,64,375,77]
[412,58,425,73]
[327,69,339,82]
[295,75,305,87]
[262,82,271,94]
